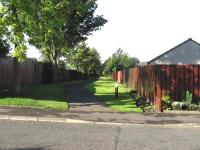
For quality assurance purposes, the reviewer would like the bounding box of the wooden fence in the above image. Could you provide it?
[0,57,82,92]
[112,65,200,111]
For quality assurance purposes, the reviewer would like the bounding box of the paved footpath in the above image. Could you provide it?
[0,80,200,126]
[64,80,113,112]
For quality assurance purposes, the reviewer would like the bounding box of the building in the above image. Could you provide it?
[148,38,200,64]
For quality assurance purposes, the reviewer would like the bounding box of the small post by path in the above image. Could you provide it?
[115,83,119,98]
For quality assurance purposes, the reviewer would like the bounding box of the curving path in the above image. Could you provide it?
[64,80,114,112]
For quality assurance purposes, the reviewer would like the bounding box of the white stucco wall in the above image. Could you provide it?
[149,40,200,64]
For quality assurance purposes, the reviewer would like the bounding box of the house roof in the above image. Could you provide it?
[147,38,200,64]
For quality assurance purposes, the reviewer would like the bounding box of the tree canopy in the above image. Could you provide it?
[67,43,102,76]
[0,0,107,81]
[0,37,9,58]
[0,0,107,63]
[103,48,140,75]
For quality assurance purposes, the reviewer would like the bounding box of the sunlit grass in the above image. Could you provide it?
[85,77,142,112]
[0,83,68,111]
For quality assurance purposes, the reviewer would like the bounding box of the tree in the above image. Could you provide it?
[103,48,140,75]
[103,57,114,75]
[0,0,107,81]
[0,37,9,58]
[67,43,102,76]
[128,57,140,68]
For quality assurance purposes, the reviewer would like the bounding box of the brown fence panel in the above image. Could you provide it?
[117,71,123,84]
[155,65,162,111]
[193,65,199,101]
[111,64,200,111]
[198,66,200,99]
[0,57,82,93]
[131,68,138,90]
[0,57,15,91]
[179,65,185,100]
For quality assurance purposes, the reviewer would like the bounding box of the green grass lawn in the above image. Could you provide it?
[0,83,68,111]
[85,77,143,112]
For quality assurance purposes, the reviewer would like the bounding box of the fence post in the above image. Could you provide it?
[155,65,162,112]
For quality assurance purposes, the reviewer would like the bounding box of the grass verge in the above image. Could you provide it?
[0,83,68,111]
[85,77,143,112]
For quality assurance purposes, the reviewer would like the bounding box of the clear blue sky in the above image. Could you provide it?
[27,0,200,62]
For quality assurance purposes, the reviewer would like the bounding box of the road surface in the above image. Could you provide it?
[0,120,200,150]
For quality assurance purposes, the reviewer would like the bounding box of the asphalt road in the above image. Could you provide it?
[0,120,200,150]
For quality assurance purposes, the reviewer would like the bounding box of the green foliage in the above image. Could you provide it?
[0,0,107,64]
[181,90,193,104]
[103,48,140,75]
[85,77,143,112]
[0,37,9,58]
[162,95,172,110]
[67,43,102,75]
[172,102,182,110]
[141,104,157,112]
[0,82,68,110]
[135,96,147,106]
[172,101,199,111]
[188,104,199,111]
[184,91,193,104]
[12,44,27,61]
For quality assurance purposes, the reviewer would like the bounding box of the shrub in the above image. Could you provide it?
[162,95,172,110]
[141,104,157,112]
[135,96,147,107]
[129,90,138,98]
[181,102,190,110]
[182,91,192,104]
[172,101,189,110]
[188,104,199,111]
[171,101,200,111]
[172,101,182,110]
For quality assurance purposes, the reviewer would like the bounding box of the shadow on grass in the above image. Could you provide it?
[0,83,67,102]
[95,94,139,110]
[85,79,142,112]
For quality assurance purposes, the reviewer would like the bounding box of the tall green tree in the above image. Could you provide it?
[67,43,102,76]
[0,0,107,80]
[103,48,140,75]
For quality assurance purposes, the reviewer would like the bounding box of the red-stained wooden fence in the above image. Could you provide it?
[112,65,200,111]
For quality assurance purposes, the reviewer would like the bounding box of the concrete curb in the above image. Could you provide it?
[9,116,38,121]
[0,114,200,128]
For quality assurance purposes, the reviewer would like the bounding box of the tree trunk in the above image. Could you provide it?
[53,54,58,83]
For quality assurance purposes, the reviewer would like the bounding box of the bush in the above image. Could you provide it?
[172,102,181,110]
[141,104,157,112]
[129,90,138,98]
[172,101,189,110]
[181,102,190,110]
[172,101,200,111]
[135,96,147,107]
[182,91,193,104]
[188,104,199,111]
[162,95,172,110]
